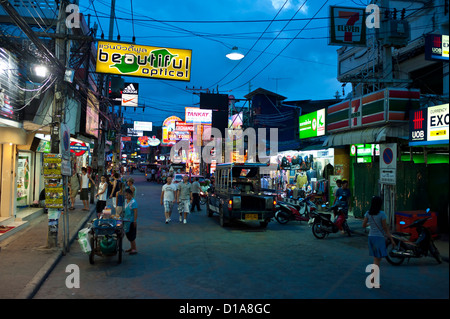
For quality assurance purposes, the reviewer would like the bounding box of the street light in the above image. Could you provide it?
[226,46,245,60]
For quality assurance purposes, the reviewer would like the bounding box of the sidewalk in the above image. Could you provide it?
[0,203,95,299]
[346,216,449,262]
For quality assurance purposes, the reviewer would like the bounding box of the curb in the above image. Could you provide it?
[16,207,95,299]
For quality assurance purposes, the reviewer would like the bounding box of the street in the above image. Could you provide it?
[34,173,449,300]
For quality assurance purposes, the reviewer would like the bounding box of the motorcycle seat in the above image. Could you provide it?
[318,213,331,220]
[393,231,411,237]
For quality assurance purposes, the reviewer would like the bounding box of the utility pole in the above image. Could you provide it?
[380,0,393,84]
[48,0,70,250]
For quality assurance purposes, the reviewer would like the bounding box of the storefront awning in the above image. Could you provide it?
[322,125,409,147]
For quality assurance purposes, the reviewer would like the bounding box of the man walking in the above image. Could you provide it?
[177,175,192,224]
[191,177,201,212]
[95,175,108,218]
[161,176,177,224]
[80,167,95,211]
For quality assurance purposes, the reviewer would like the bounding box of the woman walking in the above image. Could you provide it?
[362,196,396,287]
[124,188,138,255]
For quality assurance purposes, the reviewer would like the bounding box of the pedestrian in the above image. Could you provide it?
[177,175,193,224]
[115,179,124,217]
[160,175,177,224]
[332,179,342,205]
[362,195,395,287]
[191,177,201,212]
[126,178,136,197]
[335,179,351,213]
[95,175,108,218]
[80,167,95,211]
[124,188,138,255]
[69,169,81,210]
[109,173,122,214]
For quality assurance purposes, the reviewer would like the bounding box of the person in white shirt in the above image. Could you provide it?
[160,176,177,224]
[80,167,95,211]
[95,175,108,217]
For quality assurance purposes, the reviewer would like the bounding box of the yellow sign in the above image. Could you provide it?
[95,41,192,81]
[430,130,447,137]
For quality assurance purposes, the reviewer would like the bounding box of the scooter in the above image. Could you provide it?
[386,211,442,265]
[310,199,351,239]
[275,195,317,225]
[200,190,208,205]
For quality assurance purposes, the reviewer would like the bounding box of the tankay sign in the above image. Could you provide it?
[185,107,212,124]
[96,41,192,82]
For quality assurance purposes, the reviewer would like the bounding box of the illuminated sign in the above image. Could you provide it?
[175,121,194,132]
[162,116,182,145]
[425,34,449,61]
[96,41,192,81]
[329,6,367,47]
[185,107,212,124]
[70,141,88,157]
[299,109,326,139]
[409,104,449,146]
[134,121,152,131]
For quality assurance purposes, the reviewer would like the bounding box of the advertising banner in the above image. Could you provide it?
[43,154,64,209]
[96,41,192,82]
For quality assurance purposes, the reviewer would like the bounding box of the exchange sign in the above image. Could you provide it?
[96,41,192,82]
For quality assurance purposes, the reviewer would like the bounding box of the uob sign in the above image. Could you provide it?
[410,109,427,142]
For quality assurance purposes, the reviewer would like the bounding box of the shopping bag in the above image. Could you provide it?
[78,228,91,254]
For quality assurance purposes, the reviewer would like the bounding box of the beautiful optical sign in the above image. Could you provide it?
[96,41,192,82]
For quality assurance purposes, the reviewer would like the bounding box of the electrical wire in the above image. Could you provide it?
[214,0,310,89]
[207,0,290,89]
[228,0,329,92]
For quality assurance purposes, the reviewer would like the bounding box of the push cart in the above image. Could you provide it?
[89,217,124,264]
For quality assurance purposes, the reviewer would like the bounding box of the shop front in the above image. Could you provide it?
[270,147,335,203]
[323,88,421,219]
[405,104,449,233]
[0,125,27,225]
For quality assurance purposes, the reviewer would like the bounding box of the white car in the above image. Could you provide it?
[172,174,186,184]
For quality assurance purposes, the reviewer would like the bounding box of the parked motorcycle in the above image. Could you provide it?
[275,195,317,225]
[311,198,351,239]
[386,211,442,265]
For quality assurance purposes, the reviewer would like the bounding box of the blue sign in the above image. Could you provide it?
[383,148,393,165]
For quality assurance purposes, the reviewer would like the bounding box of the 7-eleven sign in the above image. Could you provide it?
[350,99,361,127]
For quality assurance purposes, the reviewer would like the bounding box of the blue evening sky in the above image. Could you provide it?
[79,0,357,125]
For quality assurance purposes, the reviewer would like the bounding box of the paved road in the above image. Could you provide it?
[34,173,449,300]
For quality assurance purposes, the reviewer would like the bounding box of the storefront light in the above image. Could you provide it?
[34,65,48,78]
